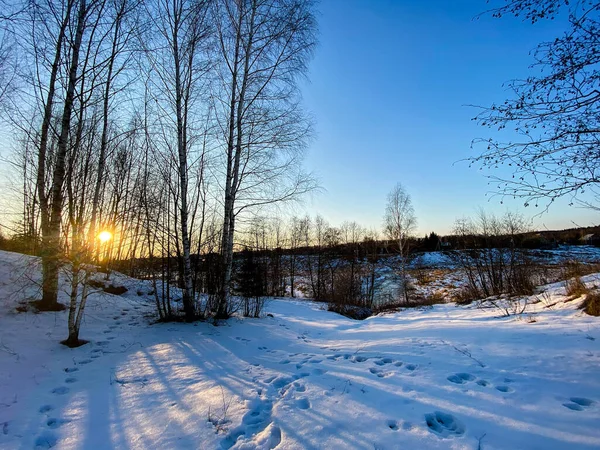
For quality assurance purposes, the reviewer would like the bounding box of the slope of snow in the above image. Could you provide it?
[0,250,599,449]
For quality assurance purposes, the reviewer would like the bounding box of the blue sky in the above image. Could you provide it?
[298,0,600,235]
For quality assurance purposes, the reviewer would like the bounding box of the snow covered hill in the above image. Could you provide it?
[0,249,599,450]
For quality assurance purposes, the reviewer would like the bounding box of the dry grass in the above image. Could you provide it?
[411,268,451,286]
[562,260,600,280]
[581,292,600,316]
[565,276,590,298]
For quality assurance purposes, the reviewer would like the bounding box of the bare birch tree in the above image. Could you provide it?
[384,183,417,303]
[212,0,317,318]
[144,0,211,320]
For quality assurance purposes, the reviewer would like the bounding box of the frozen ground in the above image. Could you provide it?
[0,250,599,449]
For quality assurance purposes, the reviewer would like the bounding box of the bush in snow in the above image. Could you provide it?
[581,292,600,316]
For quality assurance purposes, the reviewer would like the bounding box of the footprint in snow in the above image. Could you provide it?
[476,379,490,387]
[495,385,513,393]
[563,397,595,411]
[373,358,394,366]
[387,420,399,430]
[34,431,58,449]
[65,377,77,384]
[425,411,465,437]
[295,398,311,410]
[351,355,368,363]
[221,398,281,450]
[51,386,69,395]
[77,359,92,365]
[369,367,392,378]
[39,405,54,414]
[447,373,476,384]
[405,364,417,371]
[64,367,78,373]
[292,382,306,392]
[46,418,70,429]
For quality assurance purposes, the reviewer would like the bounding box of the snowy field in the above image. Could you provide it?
[1,250,599,450]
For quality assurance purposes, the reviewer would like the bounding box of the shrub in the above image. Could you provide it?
[565,277,589,298]
[581,292,600,316]
[328,304,373,320]
[454,285,480,305]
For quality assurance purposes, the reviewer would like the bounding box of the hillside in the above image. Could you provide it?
[0,250,599,449]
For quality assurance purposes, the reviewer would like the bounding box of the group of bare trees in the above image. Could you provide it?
[449,210,535,302]
[0,0,317,344]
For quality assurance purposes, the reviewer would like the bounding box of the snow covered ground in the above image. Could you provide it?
[1,249,599,450]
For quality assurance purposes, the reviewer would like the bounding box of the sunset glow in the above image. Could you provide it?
[98,231,112,243]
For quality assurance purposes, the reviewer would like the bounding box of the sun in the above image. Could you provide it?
[98,231,112,243]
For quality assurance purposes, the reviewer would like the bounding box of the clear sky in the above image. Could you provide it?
[297,0,600,236]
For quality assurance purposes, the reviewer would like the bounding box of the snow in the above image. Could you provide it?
[0,249,599,449]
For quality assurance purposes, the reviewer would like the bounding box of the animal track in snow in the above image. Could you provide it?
[476,379,490,387]
[350,355,369,363]
[373,358,394,366]
[447,373,476,384]
[65,377,77,384]
[405,364,417,371]
[268,375,295,389]
[387,420,399,430]
[34,431,58,449]
[46,418,70,429]
[295,398,311,409]
[571,397,594,407]
[39,405,54,414]
[64,367,78,373]
[563,397,595,411]
[425,411,465,437]
[221,398,281,450]
[51,386,69,395]
[369,367,393,378]
[292,382,306,392]
[77,359,92,365]
[495,385,513,393]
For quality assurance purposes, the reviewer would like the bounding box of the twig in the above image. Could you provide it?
[477,432,487,450]
[441,340,486,367]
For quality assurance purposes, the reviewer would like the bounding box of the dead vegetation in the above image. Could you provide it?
[581,292,600,316]
[565,277,590,298]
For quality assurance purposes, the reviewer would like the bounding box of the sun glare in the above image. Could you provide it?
[98,231,112,243]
